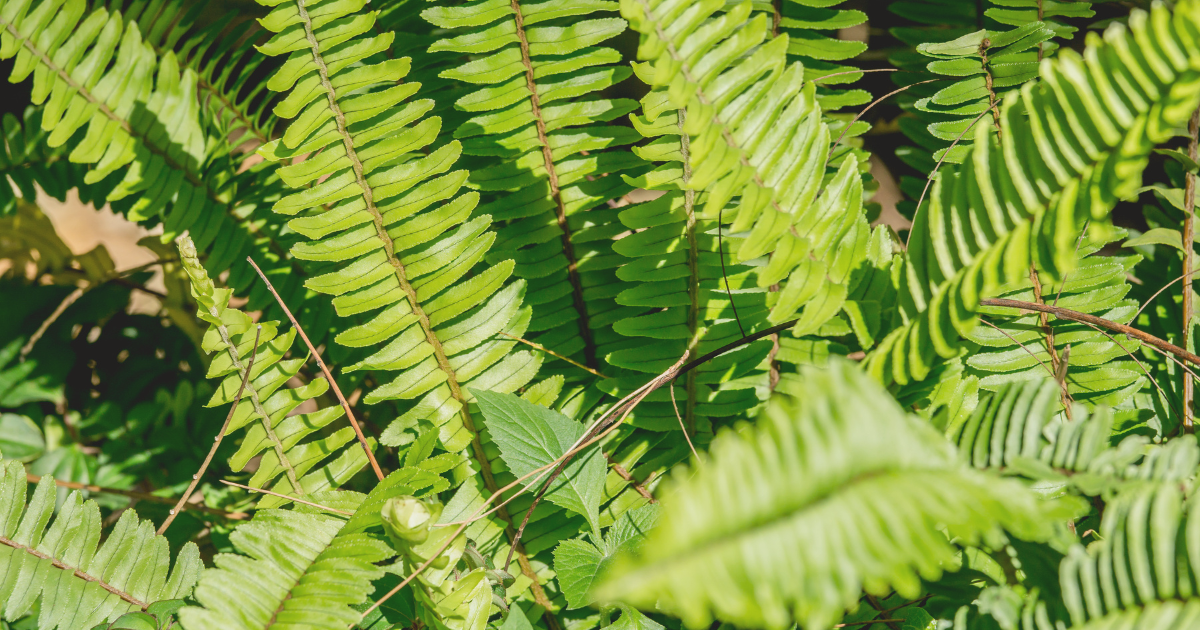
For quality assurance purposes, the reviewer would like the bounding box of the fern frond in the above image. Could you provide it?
[622,0,872,335]
[254,0,540,451]
[762,0,870,111]
[952,378,1198,496]
[598,359,1069,630]
[0,0,317,332]
[420,0,643,374]
[0,459,201,629]
[0,109,118,215]
[1059,483,1200,627]
[177,235,372,507]
[866,1,1200,387]
[179,498,388,629]
[967,231,1145,409]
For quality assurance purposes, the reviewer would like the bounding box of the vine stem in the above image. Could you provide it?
[218,480,353,516]
[247,257,384,481]
[1183,107,1199,431]
[24,474,248,521]
[158,325,260,535]
[980,298,1200,366]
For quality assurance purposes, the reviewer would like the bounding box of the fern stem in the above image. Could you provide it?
[209,307,304,494]
[508,0,597,370]
[218,479,352,516]
[292,0,554,613]
[680,109,700,433]
[1183,107,1199,431]
[1028,268,1072,419]
[0,534,149,610]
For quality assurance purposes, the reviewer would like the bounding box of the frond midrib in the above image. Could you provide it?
[0,532,148,610]
[680,110,700,431]
[508,0,598,369]
[208,306,303,493]
[292,0,550,602]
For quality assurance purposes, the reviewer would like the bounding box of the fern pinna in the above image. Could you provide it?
[421,0,643,377]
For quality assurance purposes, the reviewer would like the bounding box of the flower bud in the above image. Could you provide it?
[381,496,443,545]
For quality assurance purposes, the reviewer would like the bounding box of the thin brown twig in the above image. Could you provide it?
[159,325,261,535]
[833,620,904,629]
[668,376,700,461]
[247,257,384,481]
[25,474,248,521]
[362,342,739,623]
[980,298,1200,366]
[978,319,1057,380]
[218,479,354,516]
[1133,268,1200,320]
[607,457,656,503]
[905,108,995,249]
[497,330,608,379]
[503,351,693,568]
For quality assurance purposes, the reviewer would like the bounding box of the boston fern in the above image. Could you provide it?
[11,1,1200,630]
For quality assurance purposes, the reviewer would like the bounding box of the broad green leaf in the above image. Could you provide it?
[473,389,606,535]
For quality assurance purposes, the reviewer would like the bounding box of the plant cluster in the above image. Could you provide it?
[5,0,1200,629]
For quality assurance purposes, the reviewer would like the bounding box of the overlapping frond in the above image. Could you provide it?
[952,378,1198,493]
[966,232,1146,409]
[178,235,372,507]
[179,497,390,630]
[607,87,771,438]
[865,2,1200,387]
[0,459,201,629]
[420,0,643,374]
[622,0,872,337]
[0,0,314,328]
[0,109,118,215]
[598,359,1068,630]
[254,0,541,453]
[762,0,869,111]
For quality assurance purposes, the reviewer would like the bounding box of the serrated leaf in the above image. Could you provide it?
[473,389,606,535]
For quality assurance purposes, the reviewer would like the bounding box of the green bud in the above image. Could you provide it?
[381,496,443,545]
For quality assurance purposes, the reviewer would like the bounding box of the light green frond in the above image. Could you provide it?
[598,359,1069,630]
[422,0,643,375]
[177,235,372,507]
[967,231,1146,410]
[254,0,540,454]
[622,0,872,334]
[179,497,390,630]
[0,459,201,629]
[866,1,1200,387]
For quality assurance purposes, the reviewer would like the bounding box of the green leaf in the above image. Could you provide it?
[610,606,665,630]
[473,389,606,535]
[555,504,660,609]
[0,414,44,462]
[1124,228,1185,252]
